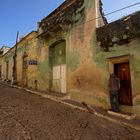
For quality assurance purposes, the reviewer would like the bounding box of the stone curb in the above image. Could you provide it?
[108,110,136,120]
[14,85,140,131]
[20,86,88,112]
[0,82,140,131]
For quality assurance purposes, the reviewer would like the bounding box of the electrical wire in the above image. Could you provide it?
[74,1,140,27]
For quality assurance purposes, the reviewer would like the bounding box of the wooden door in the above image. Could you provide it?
[115,62,132,106]
[53,65,61,92]
[0,65,1,78]
[52,65,66,93]
[6,61,9,80]
[22,55,28,87]
[50,41,66,93]
[61,65,66,93]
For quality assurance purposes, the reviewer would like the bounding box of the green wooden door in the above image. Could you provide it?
[50,41,66,93]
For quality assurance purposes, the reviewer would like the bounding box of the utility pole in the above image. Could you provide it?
[12,31,19,85]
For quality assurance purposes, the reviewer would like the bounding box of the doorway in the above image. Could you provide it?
[0,65,1,78]
[49,41,66,93]
[6,61,9,80]
[114,62,132,106]
[22,52,28,87]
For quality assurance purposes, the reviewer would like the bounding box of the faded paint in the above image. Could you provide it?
[2,31,38,88]
[2,47,14,81]
[49,41,66,93]
[66,0,108,107]
[96,11,140,116]
[1,0,130,115]
[37,0,108,108]
[93,39,140,116]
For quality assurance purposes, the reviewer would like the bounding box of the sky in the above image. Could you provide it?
[0,0,140,47]
[102,0,140,22]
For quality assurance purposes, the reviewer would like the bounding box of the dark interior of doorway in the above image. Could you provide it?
[114,62,133,106]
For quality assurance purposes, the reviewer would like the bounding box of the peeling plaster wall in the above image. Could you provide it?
[0,0,139,116]
[16,32,37,87]
[35,38,50,91]
[66,0,108,107]
[93,38,140,116]
[1,32,38,89]
[96,11,140,116]
[37,0,108,107]
[1,0,108,109]
[2,48,14,81]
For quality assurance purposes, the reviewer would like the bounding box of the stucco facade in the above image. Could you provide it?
[36,0,107,108]
[96,11,140,116]
[0,46,10,79]
[2,31,37,87]
[1,0,140,117]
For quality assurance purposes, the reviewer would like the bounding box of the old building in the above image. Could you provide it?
[0,46,10,79]
[36,0,107,105]
[1,0,106,106]
[2,31,37,86]
[1,0,140,117]
[96,11,140,116]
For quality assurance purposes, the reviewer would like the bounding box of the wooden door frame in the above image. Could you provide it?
[107,54,131,74]
[107,54,133,106]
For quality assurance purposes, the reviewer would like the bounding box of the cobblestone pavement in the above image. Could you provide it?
[0,84,140,140]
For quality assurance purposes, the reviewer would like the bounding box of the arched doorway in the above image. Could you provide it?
[49,40,66,93]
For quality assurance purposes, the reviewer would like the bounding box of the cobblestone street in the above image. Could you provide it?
[0,83,140,140]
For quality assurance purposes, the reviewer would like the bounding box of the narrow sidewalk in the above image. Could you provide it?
[0,80,140,131]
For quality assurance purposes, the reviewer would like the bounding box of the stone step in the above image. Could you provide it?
[107,110,136,120]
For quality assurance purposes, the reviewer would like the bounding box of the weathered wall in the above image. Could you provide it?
[34,38,50,91]
[92,38,140,116]
[2,48,14,81]
[1,32,38,88]
[0,0,118,112]
[16,32,37,87]
[65,0,108,107]
[0,0,139,116]
[95,11,140,116]
[36,0,108,107]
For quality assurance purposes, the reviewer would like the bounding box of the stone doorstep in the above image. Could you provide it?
[107,110,136,120]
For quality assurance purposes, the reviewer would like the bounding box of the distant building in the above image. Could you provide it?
[0,46,10,78]
[2,31,37,84]
[0,46,10,55]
